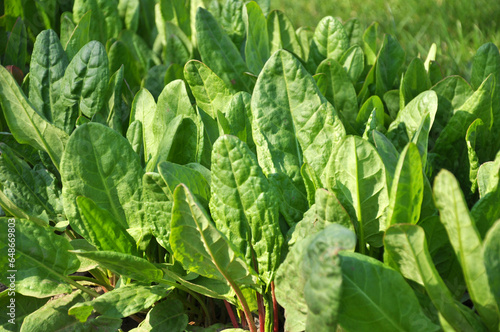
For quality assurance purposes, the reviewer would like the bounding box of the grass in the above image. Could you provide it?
[270,0,500,79]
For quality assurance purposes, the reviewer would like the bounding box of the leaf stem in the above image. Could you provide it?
[65,277,100,298]
[224,300,239,328]
[271,281,279,332]
[231,283,257,332]
[256,292,265,332]
[69,275,114,291]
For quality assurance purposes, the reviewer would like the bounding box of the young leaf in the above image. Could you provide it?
[195,7,254,92]
[338,251,440,332]
[434,170,499,330]
[129,88,157,164]
[386,143,423,225]
[384,224,486,332]
[0,218,80,297]
[132,299,189,331]
[158,161,210,202]
[243,1,270,75]
[399,58,431,109]
[0,66,69,171]
[210,135,283,285]
[29,29,68,122]
[62,11,92,61]
[375,35,405,97]
[311,16,349,63]
[339,45,364,84]
[267,10,303,59]
[3,18,27,70]
[327,135,389,248]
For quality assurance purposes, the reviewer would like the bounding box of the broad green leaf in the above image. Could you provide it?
[3,18,27,70]
[160,0,191,37]
[69,285,169,321]
[156,79,196,129]
[0,132,41,166]
[267,10,303,59]
[362,22,378,66]
[73,250,164,282]
[243,1,270,75]
[484,220,500,312]
[399,58,431,109]
[372,131,399,189]
[158,161,210,202]
[296,26,313,61]
[29,29,68,122]
[387,90,438,151]
[466,119,487,193]
[0,143,61,224]
[108,39,143,90]
[118,0,140,32]
[170,184,258,286]
[0,218,80,297]
[210,135,283,285]
[63,11,91,61]
[434,170,499,330]
[327,135,389,248]
[471,43,500,91]
[118,30,159,71]
[96,0,122,39]
[343,18,363,47]
[61,123,144,235]
[375,35,405,97]
[311,16,349,63]
[252,49,345,223]
[131,299,188,332]
[144,65,168,99]
[76,196,138,255]
[316,58,358,126]
[56,41,109,131]
[339,45,364,84]
[471,178,500,239]
[196,7,254,92]
[73,0,107,43]
[384,224,486,332]
[289,189,353,246]
[303,224,356,332]
[127,120,144,160]
[338,251,440,332]
[0,292,48,329]
[0,66,68,171]
[129,89,157,164]
[184,60,232,119]
[21,291,121,332]
[218,0,245,47]
[386,143,423,225]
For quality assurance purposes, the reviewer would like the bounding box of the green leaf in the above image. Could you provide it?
[0,143,61,224]
[243,1,270,75]
[387,90,438,152]
[184,60,232,119]
[484,220,500,312]
[108,39,143,90]
[131,299,188,332]
[338,251,440,332]
[356,95,385,135]
[29,29,68,122]
[252,49,345,223]
[217,0,245,48]
[73,0,107,43]
[118,0,140,32]
[160,0,191,37]
[327,135,389,248]
[384,224,486,332]
[62,11,92,61]
[210,135,283,285]
[375,35,405,97]
[339,45,365,84]
[76,196,138,255]
[0,66,69,171]
[0,218,80,297]
[3,18,27,70]
[0,292,48,329]
[471,43,500,91]
[434,170,499,330]
[61,123,144,236]
[69,284,169,321]
[129,88,157,164]
[170,184,258,286]
[73,250,164,282]
[158,161,210,202]
[466,119,488,193]
[310,16,349,64]
[386,143,423,226]
[220,92,255,153]
[56,41,109,132]
[471,177,500,239]
[343,18,363,47]
[399,58,431,109]
[316,58,358,127]
[196,7,254,92]
[21,291,122,332]
[303,224,357,332]
[477,152,500,198]
[267,10,303,59]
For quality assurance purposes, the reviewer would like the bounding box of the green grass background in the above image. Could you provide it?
[270,0,500,79]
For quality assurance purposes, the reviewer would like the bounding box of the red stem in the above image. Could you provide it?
[224,300,239,328]
[257,292,265,332]
[240,310,247,328]
[271,281,279,332]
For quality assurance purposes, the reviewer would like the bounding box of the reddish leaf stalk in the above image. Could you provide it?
[224,300,239,328]
[271,281,279,332]
[256,292,265,332]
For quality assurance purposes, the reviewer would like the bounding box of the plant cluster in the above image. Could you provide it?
[0,0,499,331]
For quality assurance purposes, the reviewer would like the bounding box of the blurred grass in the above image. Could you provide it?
[270,0,500,79]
